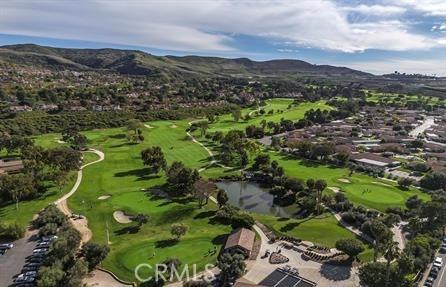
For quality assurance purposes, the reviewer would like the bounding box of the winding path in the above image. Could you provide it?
[186,120,234,172]
[54,149,104,243]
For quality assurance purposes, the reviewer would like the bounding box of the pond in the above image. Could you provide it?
[215,181,298,218]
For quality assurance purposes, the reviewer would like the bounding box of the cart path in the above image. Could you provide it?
[54,149,105,243]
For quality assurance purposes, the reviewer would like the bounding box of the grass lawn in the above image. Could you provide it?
[254,212,374,261]
[208,98,332,133]
[65,121,232,281]
[0,151,99,229]
[270,152,430,212]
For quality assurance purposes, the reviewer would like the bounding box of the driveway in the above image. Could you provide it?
[0,229,38,286]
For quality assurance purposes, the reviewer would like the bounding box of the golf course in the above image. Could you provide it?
[0,98,431,281]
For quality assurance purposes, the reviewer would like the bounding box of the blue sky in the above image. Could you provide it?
[1,0,446,75]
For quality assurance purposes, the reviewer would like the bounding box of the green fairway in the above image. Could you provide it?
[208,98,332,133]
[65,121,231,281]
[270,152,430,211]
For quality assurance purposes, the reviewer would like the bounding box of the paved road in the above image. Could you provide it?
[0,229,38,287]
[433,251,446,287]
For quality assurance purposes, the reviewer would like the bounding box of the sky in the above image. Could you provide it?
[1,0,446,75]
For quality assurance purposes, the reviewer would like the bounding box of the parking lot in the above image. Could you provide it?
[0,230,56,287]
[260,268,316,287]
[0,230,38,286]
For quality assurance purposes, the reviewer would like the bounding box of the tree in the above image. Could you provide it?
[420,171,446,190]
[314,179,327,214]
[359,262,389,287]
[81,242,110,270]
[252,153,270,170]
[37,264,65,287]
[193,180,215,208]
[306,178,315,191]
[141,146,167,174]
[217,253,246,286]
[171,223,188,240]
[232,109,242,122]
[196,120,209,137]
[0,173,36,209]
[66,259,89,287]
[216,189,229,208]
[134,214,149,229]
[166,161,200,196]
[384,241,400,287]
[397,177,413,190]
[363,219,393,262]
[126,119,144,143]
[335,238,364,260]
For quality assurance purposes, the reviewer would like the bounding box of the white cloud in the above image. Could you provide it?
[342,4,406,16]
[0,0,444,53]
[396,0,446,16]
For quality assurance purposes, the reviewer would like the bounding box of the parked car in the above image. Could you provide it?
[0,243,14,249]
[14,274,35,284]
[23,271,37,277]
[37,241,50,248]
[430,266,440,278]
[433,257,443,268]
[425,276,435,287]
[0,249,6,256]
[22,266,39,272]
[27,256,43,263]
[40,235,58,242]
[24,262,40,268]
[33,248,48,254]
[440,244,446,253]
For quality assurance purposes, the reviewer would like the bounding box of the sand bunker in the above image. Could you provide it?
[338,178,351,183]
[98,195,111,200]
[113,211,133,224]
[170,124,178,128]
[144,124,154,129]
[55,139,66,144]
[328,187,341,193]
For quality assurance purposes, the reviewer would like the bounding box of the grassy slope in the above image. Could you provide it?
[208,99,332,133]
[271,152,430,212]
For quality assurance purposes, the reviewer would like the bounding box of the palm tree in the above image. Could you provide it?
[384,241,400,287]
[314,179,327,214]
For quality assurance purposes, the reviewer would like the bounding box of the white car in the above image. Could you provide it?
[433,257,443,268]
[0,243,13,249]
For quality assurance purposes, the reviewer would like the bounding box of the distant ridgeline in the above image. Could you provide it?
[0,104,237,135]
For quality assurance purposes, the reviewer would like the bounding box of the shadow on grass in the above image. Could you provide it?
[109,142,140,148]
[114,225,140,235]
[155,238,178,248]
[194,210,216,219]
[279,216,315,233]
[155,205,195,224]
[108,133,126,139]
[114,168,161,181]
[211,234,228,245]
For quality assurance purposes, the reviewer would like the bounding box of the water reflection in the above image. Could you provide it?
[216,181,297,218]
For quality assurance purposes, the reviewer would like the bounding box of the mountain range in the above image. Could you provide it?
[0,44,372,80]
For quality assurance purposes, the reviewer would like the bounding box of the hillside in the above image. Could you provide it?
[0,44,373,80]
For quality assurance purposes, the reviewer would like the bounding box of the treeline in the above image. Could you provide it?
[34,205,109,287]
[0,104,237,136]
